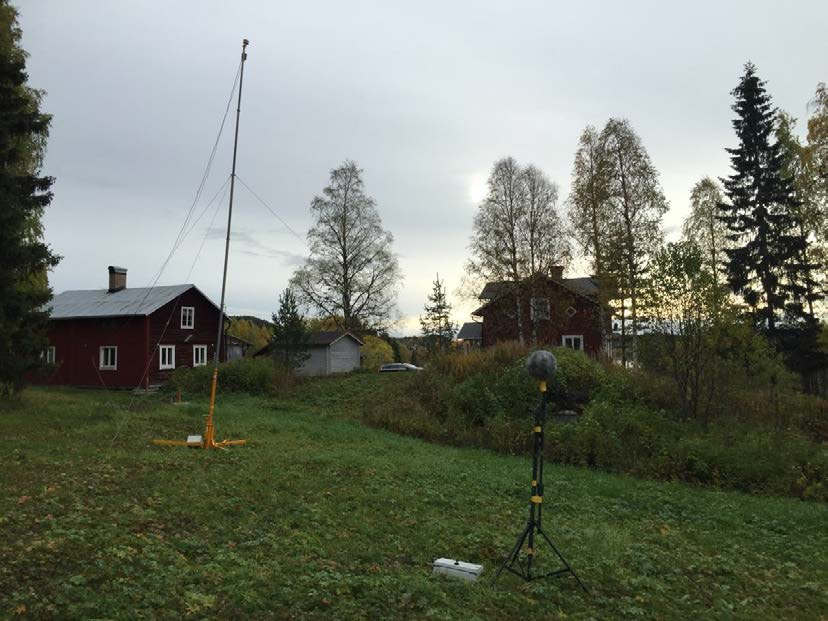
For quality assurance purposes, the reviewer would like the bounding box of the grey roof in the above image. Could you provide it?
[564,277,599,297]
[479,281,510,300]
[252,331,363,357]
[46,284,217,319]
[309,331,364,346]
[457,322,482,340]
[478,277,599,302]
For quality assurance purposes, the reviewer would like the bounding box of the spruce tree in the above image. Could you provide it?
[718,63,815,331]
[0,3,59,396]
[419,274,456,352]
[270,289,310,370]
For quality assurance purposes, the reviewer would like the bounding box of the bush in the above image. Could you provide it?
[361,336,394,370]
[170,357,298,396]
[349,343,828,501]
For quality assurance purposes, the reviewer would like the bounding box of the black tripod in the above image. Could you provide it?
[492,382,587,591]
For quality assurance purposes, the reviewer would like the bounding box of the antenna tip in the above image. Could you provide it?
[243,38,250,46]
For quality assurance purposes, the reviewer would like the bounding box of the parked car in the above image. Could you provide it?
[379,363,423,372]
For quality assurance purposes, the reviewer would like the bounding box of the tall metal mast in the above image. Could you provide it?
[153,39,249,450]
[214,38,249,364]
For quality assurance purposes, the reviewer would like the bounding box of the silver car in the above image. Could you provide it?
[379,363,423,372]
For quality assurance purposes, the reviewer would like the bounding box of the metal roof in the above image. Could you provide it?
[457,322,482,340]
[479,277,599,301]
[252,331,363,357]
[308,331,364,346]
[564,277,599,297]
[46,284,212,319]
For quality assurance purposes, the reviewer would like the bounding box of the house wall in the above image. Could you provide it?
[148,288,224,384]
[37,287,225,388]
[40,316,149,388]
[329,337,361,373]
[479,281,603,356]
[298,346,328,376]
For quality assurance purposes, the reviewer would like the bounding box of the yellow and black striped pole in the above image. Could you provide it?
[492,350,587,591]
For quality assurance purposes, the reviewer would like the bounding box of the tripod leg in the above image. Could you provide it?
[537,527,588,593]
[492,522,532,587]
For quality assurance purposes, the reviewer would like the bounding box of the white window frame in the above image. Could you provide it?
[46,346,56,364]
[193,345,208,367]
[181,306,195,329]
[562,335,584,351]
[159,345,176,370]
[99,346,117,370]
[530,297,550,321]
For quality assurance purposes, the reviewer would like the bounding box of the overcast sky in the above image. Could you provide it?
[18,1,828,334]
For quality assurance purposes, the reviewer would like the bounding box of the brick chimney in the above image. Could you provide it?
[108,266,127,292]
[549,265,564,280]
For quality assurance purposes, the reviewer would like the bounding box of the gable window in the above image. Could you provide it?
[45,346,56,364]
[193,345,208,367]
[181,306,195,329]
[99,346,117,370]
[160,345,176,370]
[530,297,550,320]
[562,335,584,351]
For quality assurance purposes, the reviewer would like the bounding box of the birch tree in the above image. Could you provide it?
[467,157,569,344]
[568,125,613,278]
[601,118,669,365]
[291,161,400,332]
[682,177,728,290]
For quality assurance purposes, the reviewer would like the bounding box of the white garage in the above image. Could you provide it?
[299,331,363,376]
[254,331,363,376]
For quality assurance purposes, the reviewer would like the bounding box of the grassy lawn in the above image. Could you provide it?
[1,378,826,619]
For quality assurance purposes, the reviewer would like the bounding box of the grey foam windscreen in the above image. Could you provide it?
[525,350,557,381]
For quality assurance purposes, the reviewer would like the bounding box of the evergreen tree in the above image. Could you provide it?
[419,273,456,352]
[270,289,310,369]
[0,2,59,396]
[718,63,816,331]
[388,337,402,362]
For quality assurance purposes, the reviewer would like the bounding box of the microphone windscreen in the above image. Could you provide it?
[525,350,557,381]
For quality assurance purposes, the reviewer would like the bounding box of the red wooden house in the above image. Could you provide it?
[471,267,607,356]
[39,266,227,388]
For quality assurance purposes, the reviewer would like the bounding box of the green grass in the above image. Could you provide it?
[1,379,826,619]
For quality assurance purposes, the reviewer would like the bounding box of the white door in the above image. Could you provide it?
[330,350,354,373]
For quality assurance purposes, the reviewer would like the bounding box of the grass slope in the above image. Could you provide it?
[1,382,826,619]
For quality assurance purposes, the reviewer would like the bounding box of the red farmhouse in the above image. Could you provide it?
[471,267,607,356]
[40,266,226,388]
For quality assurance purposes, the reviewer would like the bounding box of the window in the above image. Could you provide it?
[99,346,117,370]
[193,345,208,367]
[562,335,584,351]
[181,306,194,329]
[160,345,176,370]
[45,346,56,364]
[530,297,550,320]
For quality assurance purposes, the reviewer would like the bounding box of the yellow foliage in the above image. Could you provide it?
[227,319,271,352]
[361,335,394,370]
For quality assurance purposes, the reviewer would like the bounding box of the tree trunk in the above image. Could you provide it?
[620,296,626,366]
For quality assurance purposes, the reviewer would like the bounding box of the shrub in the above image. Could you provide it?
[348,343,828,501]
[170,357,298,396]
[361,336,394,370]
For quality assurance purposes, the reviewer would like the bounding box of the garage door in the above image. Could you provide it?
[330,351,355,373]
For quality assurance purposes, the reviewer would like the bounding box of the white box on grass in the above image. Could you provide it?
[432,558,484,582]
